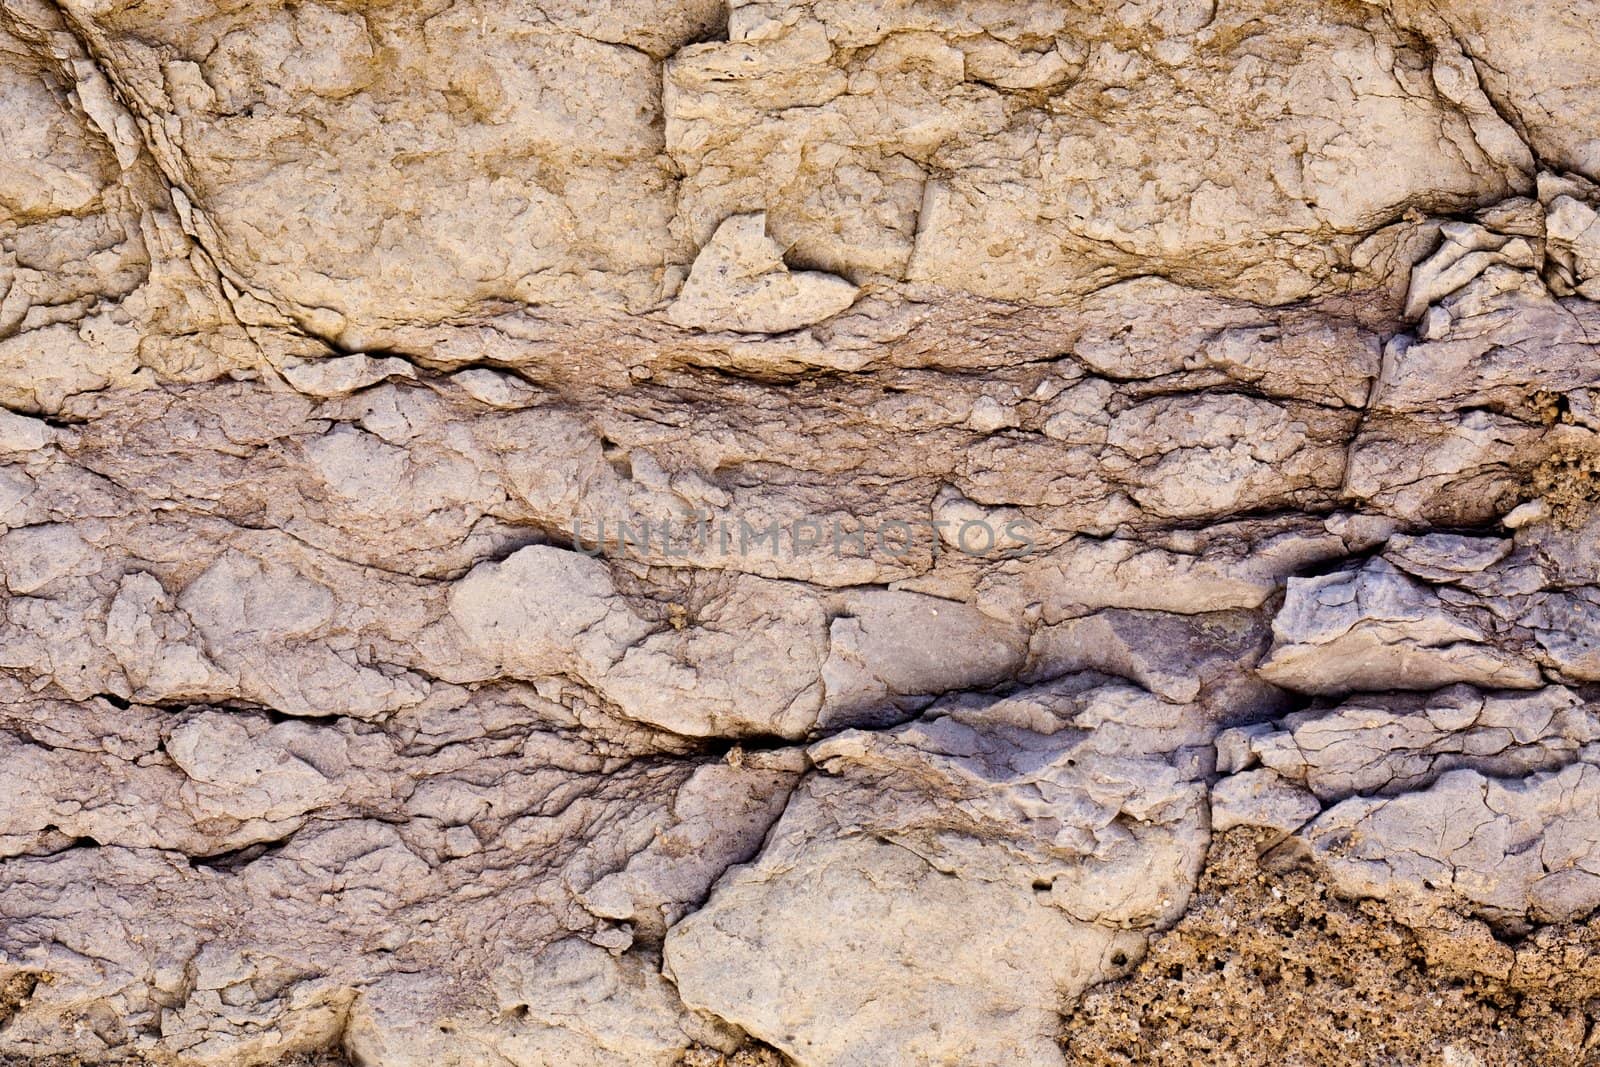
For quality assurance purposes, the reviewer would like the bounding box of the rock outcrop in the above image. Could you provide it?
[2,0,1600,1063]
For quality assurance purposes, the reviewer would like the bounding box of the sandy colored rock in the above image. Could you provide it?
[1064,829,1600,1066]
[665,679,1208,1067]
[2,0,1600,1061]
[666,213,860,333]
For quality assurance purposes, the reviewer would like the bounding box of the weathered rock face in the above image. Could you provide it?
[2,0,1599,1063]
[665,681,1210,1066]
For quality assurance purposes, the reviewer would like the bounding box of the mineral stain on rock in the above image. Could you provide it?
[2,0,1600,1063]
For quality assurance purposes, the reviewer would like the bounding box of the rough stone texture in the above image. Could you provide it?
[665,679,1209,1066]
[1064,829,1600,1066]
[2,0,1600,1063]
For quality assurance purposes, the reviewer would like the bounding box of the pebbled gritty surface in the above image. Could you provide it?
[1064,829,1600,1067]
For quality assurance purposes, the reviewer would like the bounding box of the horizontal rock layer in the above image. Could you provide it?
[1,0,1599,1063]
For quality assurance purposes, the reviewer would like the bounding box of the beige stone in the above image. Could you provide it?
[2,0,1600,1060]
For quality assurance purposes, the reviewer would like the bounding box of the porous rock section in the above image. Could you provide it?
[0,0,1598,1063]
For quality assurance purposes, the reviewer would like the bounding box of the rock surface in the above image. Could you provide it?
[1,0,1599,1063]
